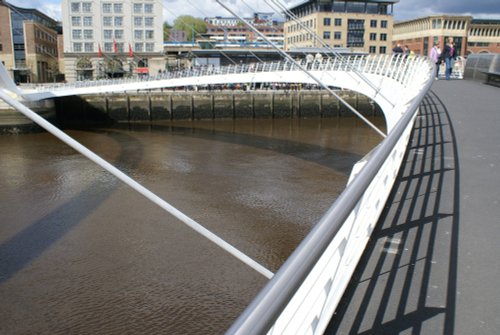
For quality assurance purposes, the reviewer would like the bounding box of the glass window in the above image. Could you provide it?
[104,42,113,52]
[84,29,93,39]
[104,30,113,39]
[369,46,376,53]
[114,17,123,27]
[134,30,143,39]
[381,20,388,28]
[144,17,154,27]
[135,43,143,52]
[116,42,123,53]
[370,20,377,28]
[323,31,331,39]
[134,17,143,26]
[145,30,154,39]
[72,16,81,26]
[380,46,387,54]
[84,42,93,52]
[102,3,112,13]
[334,31,341,40]
[370,32,376,41]
[134,3,142,13]
[334,18,342,26]
[83,16,92,26]
[380,33,387,41]
[113,3,123,13]
[73,42,82,52]
[114,30,123,39]
[71,2,80,12]
[82,2,92,13]
[72,29,82,39]
[346,2,365,13]
[144,4,153,13]
[145,43,154,52]
[324,18,331,26]
[103,17,112,27]
[333,1,346,12]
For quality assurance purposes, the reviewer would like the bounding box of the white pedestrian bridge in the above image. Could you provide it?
[0,54,434,335]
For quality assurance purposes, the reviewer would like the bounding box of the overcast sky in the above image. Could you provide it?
[6,0,500,24]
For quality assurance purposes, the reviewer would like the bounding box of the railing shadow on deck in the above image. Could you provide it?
[325,90,460,335]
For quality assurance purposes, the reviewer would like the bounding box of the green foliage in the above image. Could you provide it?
[173,15,207,40]
[163,22,172,41]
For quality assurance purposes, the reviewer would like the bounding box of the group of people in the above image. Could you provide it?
[393,37,457,80]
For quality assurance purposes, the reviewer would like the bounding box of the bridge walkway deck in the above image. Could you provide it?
[326,79,500,335]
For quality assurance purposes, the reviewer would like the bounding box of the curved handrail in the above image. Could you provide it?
[225,56,435,334]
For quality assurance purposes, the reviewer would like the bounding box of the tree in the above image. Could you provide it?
[173,15,207,41]
[163,22,172,41]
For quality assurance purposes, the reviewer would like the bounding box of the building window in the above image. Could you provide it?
[347,19,364,47]
[134,17,143,26]
[72,16,81,26]
[333,1,346,12]
[84,29,93,39]
[380,33,387,41]
[144,17,154,27]
[334,31,341,40]
[104,30,113,39]
[134,3,142,13]
[104,42,113,52]
[73,42,82,52]
[113,3,123,13]
[369,46,376,53]
[370,20,377,28]
[82,2,92,13]
[381,20,388,28]
[102,3,112,13]
[135,43,143,52]
[115,30,124,39]
[324,18,331,26]
[145,43,154,52]
[145,30,154,39]
[335,18,342,26]
[114,17,123,27]
[72,29,82,39]
[84,42,93,52]
[103,17,112,27]
[369,32,376,41]
[380,46,387,54]
[144,4,153,13]
[323,31,331,39]
[71,2,80,12]
[83,17,92,26]
[116,43,124,53]
[134,30,143,40]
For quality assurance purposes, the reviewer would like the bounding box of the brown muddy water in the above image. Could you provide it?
[0,117,384,334]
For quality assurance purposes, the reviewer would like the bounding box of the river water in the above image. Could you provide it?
[0,117,383,334]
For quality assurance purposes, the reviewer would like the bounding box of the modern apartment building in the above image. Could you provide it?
[283,0,398,54]
[393,15,500,57]
[61,0,165,82]
[204,13,284,47]
[0,0,59,83]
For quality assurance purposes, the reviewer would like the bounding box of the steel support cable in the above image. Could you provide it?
[267,0,394,107]
[0,88,273,280]
[216,0,386,139]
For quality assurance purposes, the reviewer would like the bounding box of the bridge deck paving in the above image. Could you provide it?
[325,79,500,335]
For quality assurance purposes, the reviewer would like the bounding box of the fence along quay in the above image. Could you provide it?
[0,47,434,334]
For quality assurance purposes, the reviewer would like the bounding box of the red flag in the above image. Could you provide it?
[113,39,118,53]
[128,43,133,57]
[98,43,103,57]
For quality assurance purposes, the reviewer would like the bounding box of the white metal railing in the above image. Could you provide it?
[25,54,427,94]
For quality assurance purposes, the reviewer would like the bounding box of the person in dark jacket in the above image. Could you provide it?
[442,37,456,80]
[392,43,403,54]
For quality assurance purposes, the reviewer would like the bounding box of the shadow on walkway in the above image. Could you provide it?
[325,90,460,334]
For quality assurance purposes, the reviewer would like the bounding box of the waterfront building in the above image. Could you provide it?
[393,15,500,57]
[283,0,398,54]
[0,0,59,83]
[61,0,165,82]
[204,13,284,48]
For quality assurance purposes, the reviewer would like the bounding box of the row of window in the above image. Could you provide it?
[34,29,57,43]
[321,31,387,41]
[72,29,155,40]
[369,46,387,54]
[323,18,388,28]
[71,16,155,27]
[70,2,154,14]
[72,42,155,53]
[288,18,388,33]
[35,44,57,56]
